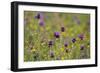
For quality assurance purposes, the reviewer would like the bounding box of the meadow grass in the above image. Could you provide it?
[24,11,90,62]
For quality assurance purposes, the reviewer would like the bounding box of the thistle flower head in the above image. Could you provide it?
[64,42,68,47]
[34,12,43,19]
[54,32,60,38]
[48,40,53,47]
[39,20,45,26]
[80,45,84,50]
[49,50,54,58]
[78,34,84,40]
[61,26,65,32]
[72,38,76,43]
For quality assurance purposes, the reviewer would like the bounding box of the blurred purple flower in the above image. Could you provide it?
[64,42,68,47]
[34,12,43,19]
[49,50,54,58]
[48,40,53,47]
[54,32,60,38]
[80,45,84,50]
[78,34,84,40]
[72,38,76,43]
[61,26,65,32]
[39,20,45,26]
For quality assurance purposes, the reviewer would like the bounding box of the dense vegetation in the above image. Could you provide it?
[24,11,90,62]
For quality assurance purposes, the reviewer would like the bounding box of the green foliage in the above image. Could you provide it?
[24,11,90,62]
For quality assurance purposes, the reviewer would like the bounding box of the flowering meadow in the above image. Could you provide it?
[24,11,90,62]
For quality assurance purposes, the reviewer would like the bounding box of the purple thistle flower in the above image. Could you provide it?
[54,32,60,38]
[72,38,76,43]
[64,42,68,47]
[48,40,53,47]
[34,12,43,19]
[78,34,84,40]
[39,20,45,26]
[61,26,65,32]
[80,45,84,50]
[49,50,54,58]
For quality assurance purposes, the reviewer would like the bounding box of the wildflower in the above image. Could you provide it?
[64,42,68,47]
[39,20,45,26]
[61,26,65,32]
[34,12,43,19]
[60,47,64,52]
[61,32,66,37]
[49,50,54,58]
[80,45,84,50]
[72,38,76,43]
[54,32,60,38]
[48,40,53,47]
[31,48,36,52]
[78,34,84,40]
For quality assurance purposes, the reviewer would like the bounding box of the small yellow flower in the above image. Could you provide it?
[87,45,90,48]
[41,42,45,46]
[61,32,66,37]
[31,48,36,52]
[60,47,64,52]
